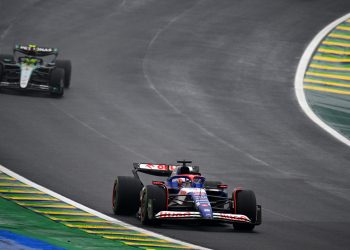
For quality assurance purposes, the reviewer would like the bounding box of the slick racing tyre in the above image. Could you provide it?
[141,185,166,225]
[49,68,64,97]
[55,60,71,88]
[233,189,257,231]
[112,176,143,215]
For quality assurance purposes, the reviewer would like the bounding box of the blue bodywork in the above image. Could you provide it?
[189,189,213,219]
[167,176,215,219]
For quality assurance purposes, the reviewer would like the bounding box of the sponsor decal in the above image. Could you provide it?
[19,45,53,52]
[138,163,194,172]
[139,164,177,171]
[37,47,52,52]
[169,165,177,171]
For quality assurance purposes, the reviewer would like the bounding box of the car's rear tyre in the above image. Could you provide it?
[141,185,167,225]
[55,60,71,88]
[112,176,143,215]
[49,68,64,97]
[233,190,256,231]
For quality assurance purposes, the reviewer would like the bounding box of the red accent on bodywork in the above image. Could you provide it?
[152,181,165,185]
[218,184,228,189]
[168,165,177,171]
[157,164,167,170]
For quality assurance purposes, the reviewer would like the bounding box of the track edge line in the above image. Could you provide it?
[294,13,350,147]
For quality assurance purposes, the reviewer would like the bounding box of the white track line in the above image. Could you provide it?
[0,164,211,250]
[294,13,350,147]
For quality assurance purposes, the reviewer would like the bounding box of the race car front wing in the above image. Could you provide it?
[155,211,251,223]
[0,81,50,91]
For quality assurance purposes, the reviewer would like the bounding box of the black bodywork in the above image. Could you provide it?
[0,45,63,94]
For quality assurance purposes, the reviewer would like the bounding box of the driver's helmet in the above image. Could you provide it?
[177,177,192,188]
[177,178,183,187]
[23,57,39,65]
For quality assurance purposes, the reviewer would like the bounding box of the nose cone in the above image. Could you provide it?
[189,189,213,219]
[20,64,35,88]
[198,203,213,219]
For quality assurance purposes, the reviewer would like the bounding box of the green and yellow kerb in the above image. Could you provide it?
[304,19,350,95]
[0,170,195,250]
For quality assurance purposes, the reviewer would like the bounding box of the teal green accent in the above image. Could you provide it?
[305,76,350,85]
[318,45,349,50]
[305,90,350,138]
[309,61,350,68]
[337,23,350,28]
[324,38,350,44]
[307,69,350,76]
[314,52,348,59]
[304,83,350,91]
[331,30,350,36]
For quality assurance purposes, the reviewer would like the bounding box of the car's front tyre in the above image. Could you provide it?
[49,68,64,97]
[233,189,257,231]
[140,185,166,225]
[55,60,72,88]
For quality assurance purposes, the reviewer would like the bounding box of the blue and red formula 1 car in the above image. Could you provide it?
[112,160,262,231]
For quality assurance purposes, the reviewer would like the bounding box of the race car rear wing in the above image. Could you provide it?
[14,44,58,57]
[133,163,177,177]
[132,163,200,178]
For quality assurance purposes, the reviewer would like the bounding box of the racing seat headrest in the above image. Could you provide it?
[177,166,190,175]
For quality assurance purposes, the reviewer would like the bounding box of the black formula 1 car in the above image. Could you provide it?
[113,160,262,231]
[0,44,71,97]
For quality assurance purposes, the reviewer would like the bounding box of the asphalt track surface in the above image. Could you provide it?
[0,1,350,249]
